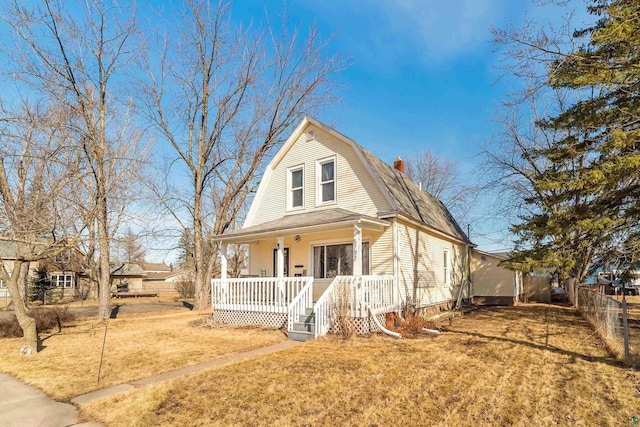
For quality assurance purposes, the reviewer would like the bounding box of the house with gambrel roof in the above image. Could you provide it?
[213,116,473,341]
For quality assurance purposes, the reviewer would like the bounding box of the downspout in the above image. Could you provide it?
[466,244,472,302]
[366,304,402,339]
[392,217,406,322]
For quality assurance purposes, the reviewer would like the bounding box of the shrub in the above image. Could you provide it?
[0,306,76,338]
[331,284,355,339]
[175,280,195,299]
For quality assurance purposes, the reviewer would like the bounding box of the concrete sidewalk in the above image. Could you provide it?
[72,339,302,405]
[0,339,301,426]
[0,372,102,427]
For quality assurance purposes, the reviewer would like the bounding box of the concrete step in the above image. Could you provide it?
[293,321,315,332]
[287,330,314,342]
[305,308,315,316]
[297,313,315,324]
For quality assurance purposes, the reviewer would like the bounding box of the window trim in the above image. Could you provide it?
[316,156,337,206]
[286,164,305,211]
[443,249,450,287]
[311,239,370,279]
[50,273,75,289]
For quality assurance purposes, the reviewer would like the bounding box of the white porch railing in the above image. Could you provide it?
[211,277,311,313]
[314,276,341,338]
[287,277,314,332]
[314,275,397,338]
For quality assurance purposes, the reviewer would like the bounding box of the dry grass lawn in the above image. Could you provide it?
[82,304,640,426]
[0,311,285,400]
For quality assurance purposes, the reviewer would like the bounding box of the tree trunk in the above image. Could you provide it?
[193,184,208,310]
[96,182,111,320]
[5,260,38,354]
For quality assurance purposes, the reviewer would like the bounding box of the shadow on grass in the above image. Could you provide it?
[449,304,636,370]
[110,304,121,319]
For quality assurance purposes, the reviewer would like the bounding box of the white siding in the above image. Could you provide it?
[248,124,392,226]
[396,220,465,308]
[471,251,516,297]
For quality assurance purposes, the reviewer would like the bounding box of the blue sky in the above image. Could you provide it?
[228,0,590,251]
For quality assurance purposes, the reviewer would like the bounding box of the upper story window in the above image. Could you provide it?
[287,165,304,210]
[317,157,336,205]
[55,251,70,263]
[443,249,450,286]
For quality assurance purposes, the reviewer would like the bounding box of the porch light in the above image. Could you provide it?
[294,235,301,242]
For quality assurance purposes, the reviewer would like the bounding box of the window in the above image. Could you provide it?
[55,251,70,263]
[0,279,4,288]
[313,242,369,279]
[443,249,450,286]
[50,273,74,288]
[317,157,336,205]
[287,166,304,210]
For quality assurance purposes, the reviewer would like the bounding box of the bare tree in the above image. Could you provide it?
[142,0,347,309]
[113,227,146,264]
[1,0,144,320]
[404,149,477,224]
[0,99,92,354]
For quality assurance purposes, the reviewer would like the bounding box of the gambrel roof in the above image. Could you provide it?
[234,116,471,244]
[356,144,470,243]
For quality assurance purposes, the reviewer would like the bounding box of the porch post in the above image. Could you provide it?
[353,223,362,276]
[276,236,285,305]
[276,237,285,278]
[220,243,228,280]
[353,223,363,316]
[220,242,228,304]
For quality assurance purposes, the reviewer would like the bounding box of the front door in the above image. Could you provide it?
[273,247,290,277]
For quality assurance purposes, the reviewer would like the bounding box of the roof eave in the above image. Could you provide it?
[215,217,390,244]
[396,214,474,246]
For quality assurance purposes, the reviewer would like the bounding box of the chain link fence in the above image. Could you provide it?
[574,286,634,358]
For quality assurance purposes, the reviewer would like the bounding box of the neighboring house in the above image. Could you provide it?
[212,116,473,340]
[110,262,146,292]
[141,262,192,294]
[471,250,524,305]
[0,240,88,299]
[111,261,192,295]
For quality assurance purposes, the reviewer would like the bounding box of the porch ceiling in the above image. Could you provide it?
[215,208,390,243]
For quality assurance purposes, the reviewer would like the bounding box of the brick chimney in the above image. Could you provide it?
[393,157,405,174]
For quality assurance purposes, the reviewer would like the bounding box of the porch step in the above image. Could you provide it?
[288,308,316,342]
[297,312,315,324]
[287,330,314,342]
[292,321,314,332]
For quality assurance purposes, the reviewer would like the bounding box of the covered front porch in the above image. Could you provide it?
[212,209,401,339]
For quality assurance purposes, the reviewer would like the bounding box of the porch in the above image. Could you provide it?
[211,274,399,340]
[213,209,399,339]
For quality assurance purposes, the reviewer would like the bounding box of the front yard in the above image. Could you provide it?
[0,311,286,400]
[81,305,640,426]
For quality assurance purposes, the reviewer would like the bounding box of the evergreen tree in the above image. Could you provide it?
[495,0,640,280]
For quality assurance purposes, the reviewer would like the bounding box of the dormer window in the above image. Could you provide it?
[317,157,336,205]
[287,165,304,210]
